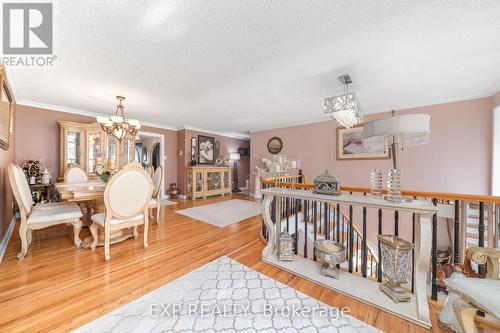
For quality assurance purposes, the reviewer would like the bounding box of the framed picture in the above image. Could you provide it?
[198,135,215,164]
[267,137,283,154]
[0,69,14,150]
[337,126,390,160]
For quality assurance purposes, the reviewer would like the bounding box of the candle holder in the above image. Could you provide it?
[370,169,383,199]
[278,232,294,261]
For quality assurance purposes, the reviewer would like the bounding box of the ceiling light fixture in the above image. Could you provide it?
[96,96,141,142]
[324,74,362,129]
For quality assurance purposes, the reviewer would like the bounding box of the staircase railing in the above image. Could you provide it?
[261,178,500,301]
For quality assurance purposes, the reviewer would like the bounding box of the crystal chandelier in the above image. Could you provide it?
[324,74,362,128]
[96,96,141,141]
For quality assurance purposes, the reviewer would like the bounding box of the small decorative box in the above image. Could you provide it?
[313,170,341,195]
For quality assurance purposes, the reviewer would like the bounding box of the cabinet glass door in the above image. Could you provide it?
[187,170,193,193]
[224,171,229,189]
[66,131,81,167]
[106,135,118,169]
[123,138,134,165]
[206,171,222,191]
[87,131,101,174]
[195,171,203,193]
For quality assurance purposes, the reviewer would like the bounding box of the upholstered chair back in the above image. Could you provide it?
[152,166,163,198]
[104,162,153,219]
[64,165,88,183]
[8,164,34,215]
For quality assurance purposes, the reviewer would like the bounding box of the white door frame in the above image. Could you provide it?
[138,131,167,199]
[492,106,500,195]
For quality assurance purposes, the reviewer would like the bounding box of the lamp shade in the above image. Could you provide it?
[230,153,240,161]
[363,114,430,148]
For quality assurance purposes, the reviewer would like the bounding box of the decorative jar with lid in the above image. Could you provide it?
[313,170,341,195]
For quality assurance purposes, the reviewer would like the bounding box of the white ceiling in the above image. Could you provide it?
[6,0,500,136]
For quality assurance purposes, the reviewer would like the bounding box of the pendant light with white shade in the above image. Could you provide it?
[363,111,431,202]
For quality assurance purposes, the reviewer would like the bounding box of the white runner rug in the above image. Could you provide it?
[74,256,379,333]
[175,199,261,227]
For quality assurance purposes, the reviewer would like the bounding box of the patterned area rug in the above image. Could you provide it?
[74,257,379,333]
[175,199,261,227]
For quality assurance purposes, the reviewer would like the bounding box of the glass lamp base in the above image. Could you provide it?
[384,195,413,203]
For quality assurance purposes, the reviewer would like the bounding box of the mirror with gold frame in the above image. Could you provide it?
[0,67,14,150]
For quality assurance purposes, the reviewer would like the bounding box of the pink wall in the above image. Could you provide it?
[493,90,500,108]
[14,104,178,195]
[13,104,250,197]
[250,96,494,195]
[176,129,250,194]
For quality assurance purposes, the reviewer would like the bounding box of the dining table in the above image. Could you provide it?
[55,181,136,249]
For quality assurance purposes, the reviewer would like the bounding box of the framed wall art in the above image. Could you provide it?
[198,135,215,164]
[337,126,390,160]
[0,68,14,150]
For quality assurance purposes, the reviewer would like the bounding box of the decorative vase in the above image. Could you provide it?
[168,183,179,199]
[314,240,346,279]
[378,234,414,302]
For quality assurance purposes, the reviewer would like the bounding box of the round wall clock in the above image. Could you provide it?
[267,137,283,154]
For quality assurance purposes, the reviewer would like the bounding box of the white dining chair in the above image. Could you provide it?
[145,165,153,177]
[8,164,83,259]
[148,166,163,223]
[89,162,153,261]
[64,165,88,183]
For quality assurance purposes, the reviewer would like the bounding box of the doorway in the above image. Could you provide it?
[136,131,167,198]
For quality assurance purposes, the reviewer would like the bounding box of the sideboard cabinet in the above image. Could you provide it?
[59,121,136,179]
[186,166,231,199]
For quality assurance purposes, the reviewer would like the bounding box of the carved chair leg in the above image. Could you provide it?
[89,223,98,251]
[156,203,161,224]
[27,229,33,246]
[72,220,82,247]
[133,226,138,238]
[104,229,111,261]
[143,216,149,249]
[17,223,28,260]
[458,308,478,333]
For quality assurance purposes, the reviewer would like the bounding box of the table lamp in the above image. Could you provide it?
[230,153,241,192]
[363,111,430,202]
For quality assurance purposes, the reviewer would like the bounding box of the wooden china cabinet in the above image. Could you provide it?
[59,121,136,179]
[186,166,232,199]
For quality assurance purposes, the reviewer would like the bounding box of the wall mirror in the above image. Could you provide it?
[191,137,197,164]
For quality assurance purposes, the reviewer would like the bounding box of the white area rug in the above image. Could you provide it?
[73,256,379,333]
[175,199,261,227]
[160,199,178,206]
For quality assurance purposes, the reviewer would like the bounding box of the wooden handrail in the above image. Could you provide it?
[262,180,500,204]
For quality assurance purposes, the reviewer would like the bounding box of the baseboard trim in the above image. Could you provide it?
[177,194,187,199]
[0,216,16,264]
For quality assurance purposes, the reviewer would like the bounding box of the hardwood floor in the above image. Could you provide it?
[0,194,444,333]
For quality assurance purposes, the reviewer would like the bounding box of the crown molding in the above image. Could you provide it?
[17,99,180,131]
[180,126,250,140]
[16,100,250,138]
[250,90,500,134]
